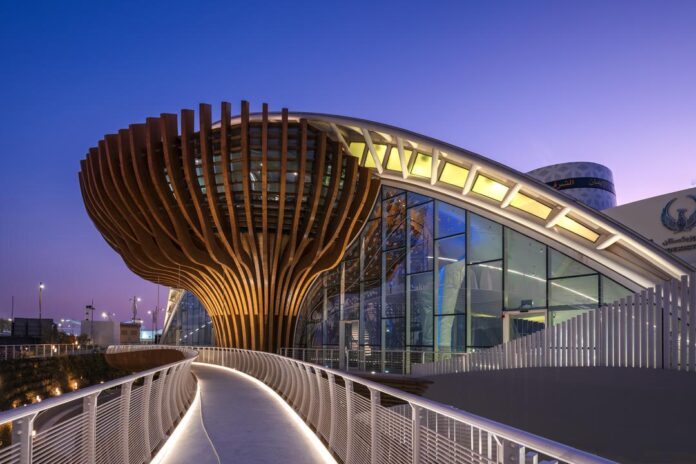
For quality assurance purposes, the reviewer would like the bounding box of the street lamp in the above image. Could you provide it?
[130,296,141,322]
[38,282,45,340]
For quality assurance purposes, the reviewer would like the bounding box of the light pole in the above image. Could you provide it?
[38,282,45,340]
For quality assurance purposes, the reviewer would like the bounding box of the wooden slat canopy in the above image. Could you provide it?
[79,101,381,351]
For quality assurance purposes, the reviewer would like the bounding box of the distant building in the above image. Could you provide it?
[527,162,617,211]
[605,186,696,268]
[120,321,142,344]
[10,318,55,343]
[58,318,81,337]
[80,319,118,346]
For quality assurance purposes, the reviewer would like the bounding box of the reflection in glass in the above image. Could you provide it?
[436,315,466,352]
[383,194,406,249]
[549,249,593,278]
[343,259,360,320]
[361,280,381,346]
[468,214,502,263]
[549,275,599,310]
[601,276,633,305]
[362,219,381,281]
[384,249,406,317]
[505,229,546,309]
[436,235,466,315]
[409,272,433,346]
[383,317,404,349]
[408,202,434,274]
[467,260,503,347]
[436,201,466,238]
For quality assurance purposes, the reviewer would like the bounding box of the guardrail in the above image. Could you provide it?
[165,345,610,464]
[279,348,469,375]
[413,273,696,376]
[0,344,98,361]
[0,347,197,463]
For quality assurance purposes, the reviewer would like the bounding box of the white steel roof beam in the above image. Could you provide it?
[330,123,352,154]
[546,207,571,229]
[361,128,384,174]
[462,165,479,195]
[500,183,521,208]
[396,137,408,179]
[596,234,622,250]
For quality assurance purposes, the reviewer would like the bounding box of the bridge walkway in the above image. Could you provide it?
[157,363,329,464]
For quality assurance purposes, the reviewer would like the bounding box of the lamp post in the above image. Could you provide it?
[130,296,141,322]
[38,282,45,340]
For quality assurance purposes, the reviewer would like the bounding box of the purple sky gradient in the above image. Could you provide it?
[1,1,695,324]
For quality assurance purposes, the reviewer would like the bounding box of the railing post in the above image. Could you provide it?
[327,372,337,452]
[120,380,133,461]
[142,374,154,458]
[411,403,421,464]
[370,387,380,464]
[83,392,99,463]
[345,378,354,464]
[12,413,37,463]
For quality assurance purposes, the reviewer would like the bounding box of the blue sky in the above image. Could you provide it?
[1,0,694,322]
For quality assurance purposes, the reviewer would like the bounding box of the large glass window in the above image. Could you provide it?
[549,249,593,278]
[468,214,502,263]
[549,275,599,310]
[408,272,433,347]
[601,276,633,305]
[436,315,466,352]
[408,202,434,274]
[436,235,466,315]
[436,201,466,238]
[505,230,546,309]
[296,186,639,354]
[467,260,503,347]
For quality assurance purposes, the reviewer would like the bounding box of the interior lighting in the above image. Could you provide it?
[364,144,387,168]
[348,142,365,158]
[198,363,337,463]
[471,175,509,201]
[509,193,552,219]
[386,147,402,171]
[438,163,469,188]
[556,216,600,242]
[410,152,432,178]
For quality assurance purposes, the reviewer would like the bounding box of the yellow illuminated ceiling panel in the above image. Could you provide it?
[509,193,552,219]
[348,142,365,158]
[471,174,509,201]
[386,147,402,171]
[409,152,432,178]
[438,162,469,188]
[364,144,387,168]
[557,216,600,242]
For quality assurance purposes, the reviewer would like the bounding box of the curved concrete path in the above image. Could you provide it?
[158,363,330,464]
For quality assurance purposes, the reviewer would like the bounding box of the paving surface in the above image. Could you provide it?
[159,363,328,464]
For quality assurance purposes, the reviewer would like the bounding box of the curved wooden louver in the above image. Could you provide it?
[79,101,381,351]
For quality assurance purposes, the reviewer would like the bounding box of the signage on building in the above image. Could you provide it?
[605,187,696,268]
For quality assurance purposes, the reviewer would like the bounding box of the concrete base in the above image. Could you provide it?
[423,367,696,464]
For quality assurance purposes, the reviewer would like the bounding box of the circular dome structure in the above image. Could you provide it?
[527,162,616,211]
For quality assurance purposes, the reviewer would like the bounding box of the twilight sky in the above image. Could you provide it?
[1,1,694,324]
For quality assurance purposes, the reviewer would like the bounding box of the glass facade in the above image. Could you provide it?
[295,187,634,353]
[160,290,215,346]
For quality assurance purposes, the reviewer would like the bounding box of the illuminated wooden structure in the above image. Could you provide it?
[79,101,380,351]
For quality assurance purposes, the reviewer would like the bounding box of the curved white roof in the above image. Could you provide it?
[218,111,692,288]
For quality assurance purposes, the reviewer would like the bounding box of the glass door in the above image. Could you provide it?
[503,310,546,343]
[339,320,359,369]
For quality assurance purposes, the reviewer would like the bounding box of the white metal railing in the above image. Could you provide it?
[0,347,197,463]
[0,344,98,361]
[167,345,611,464]
[279,348,469,375]
[413,272,696,376]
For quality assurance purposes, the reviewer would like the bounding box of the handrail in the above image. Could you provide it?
[0,346,198,463]
[173,345,613,463]
[0,343,98,361]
